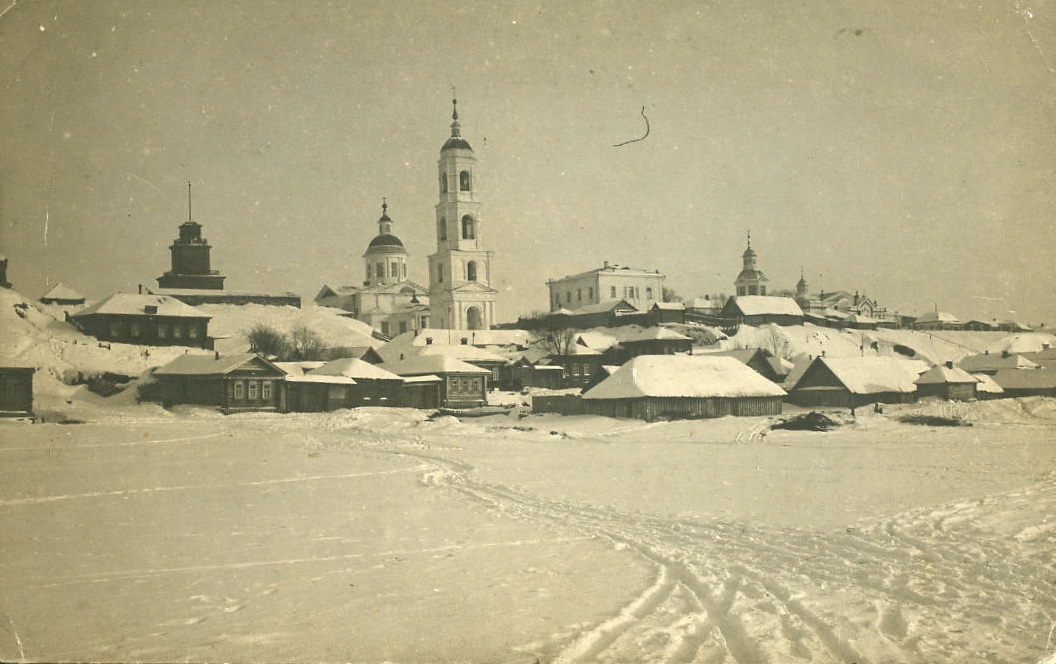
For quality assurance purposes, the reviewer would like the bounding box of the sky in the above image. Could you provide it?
[1,0,1054,325]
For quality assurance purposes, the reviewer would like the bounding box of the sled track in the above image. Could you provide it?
[351,432,1056,663]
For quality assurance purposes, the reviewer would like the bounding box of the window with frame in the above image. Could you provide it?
[173,324,184,339]
[381,322,390,336]
[189,325,200,338]
[399,320,408,334]
[461,215,475,239]
[262,381,272,400]
[646,287,653,299]
[233,381,244,400]
[450,377,462,393]
[109,321,121,338]
[366,264,372,279]
[577,289,582,302]
[610,286,617,298]
[438,264,444,283]
[248,381,259,400]
[439,217,447,240]
[130,322,141,338]
[459,170,472,191]
[158,324,168,338]
[440,172,448,193]
[588,287,594,300]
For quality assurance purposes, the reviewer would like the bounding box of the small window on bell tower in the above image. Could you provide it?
[459,170,472,191]
[461,215,475,240]
[439,217,447,241]
[440,172,448,194]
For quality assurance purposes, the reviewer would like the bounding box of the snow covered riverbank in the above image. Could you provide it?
[1,401,1054,662]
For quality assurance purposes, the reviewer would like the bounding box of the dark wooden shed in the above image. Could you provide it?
[914,362,979,401]
[0,364,35,417]
[786,356,928,408]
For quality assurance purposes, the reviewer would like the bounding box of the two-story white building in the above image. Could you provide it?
[546,262,666,313]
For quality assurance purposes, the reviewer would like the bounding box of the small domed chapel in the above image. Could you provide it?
[315,99,498,336]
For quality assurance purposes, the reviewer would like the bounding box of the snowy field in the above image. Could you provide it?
[2,399,1055,663]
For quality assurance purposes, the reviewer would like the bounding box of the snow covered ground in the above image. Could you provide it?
[1,400,1054,663]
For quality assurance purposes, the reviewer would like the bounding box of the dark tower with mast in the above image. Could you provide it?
[156,183,225,290]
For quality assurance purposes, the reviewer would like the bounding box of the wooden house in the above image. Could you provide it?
[990,368,1056,397]
[698,348,788,384]
[617,327,693,358]
[71,293,211,348]
[650,302,685,324]
[787,356,929,408]
[957,351,1038,375]
[972,373,1005,400]
[399,375,444,409]
[0,363,35,417]
[534,355,785,421]
[720,296,804,327]
[558,299,639,329]
[39,282,86,306]
[914,362,979,401]
[547,343,606,389]
[911,310,963,331]
[280,374,358,412]
[508,357,565,390]
[305,358,403,408]
[154,353,286,411]
[380,355,490,408]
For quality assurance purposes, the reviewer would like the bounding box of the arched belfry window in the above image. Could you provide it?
[438,263,444,283]
[459,170,472,191]
[461,215,475,240]
[439,217,447,241]
[440,172,448,194]
[467,261,477,282]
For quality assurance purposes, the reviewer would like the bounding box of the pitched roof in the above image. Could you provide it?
[417,343,508,363]
[73,293,209,319]
[582,355,786,400]
[914,310,961,324]
[618,327,692,343]
[409,328,531,348]
[652,301,685,311]
[914,364,980,385]
[309,358,402,381]
[155,353,284,376]
[803,357,930,394]
[380,355,491,377]
[957,353,1038,372]
[39,282,85,302]
[725,296,804,317]
[272,361,327,376]
[284,374,357,384]
[971,373,1004,394]
[990,368,1056,390]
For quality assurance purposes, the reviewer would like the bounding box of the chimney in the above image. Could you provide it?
[214,351,220,360]
[1002,350,1010,359]
[603,260,610,269]
[945,361,954,369]
[138,284,143,294]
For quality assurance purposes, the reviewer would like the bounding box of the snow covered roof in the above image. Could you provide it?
[806,357,930,394]
[284,374,357,384]
[984,333,1056,354]
[408,328,531,348]
[73,293,209,319]
[971,373,1004,394]
[914,310,961,324]
[686,298,720,310]
[380,355,491,377]
[309,358,401,381]
[272,361,326,376]
[150,287,300,298]
[653,302,685,311]
[957,352,1038,372]
[575,331,619,350]
[991,368,1056,391]
[914,364,980,385]
[154,352,284,376]
[618,327,692,343]
[39,282,85,302]
[845,313,878,324]
[401,374,443,383]
[582,355,786,400]
[725,296,804,317]
[416,343,508,363]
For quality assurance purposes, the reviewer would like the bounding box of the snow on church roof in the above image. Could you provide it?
[582,355,786,400]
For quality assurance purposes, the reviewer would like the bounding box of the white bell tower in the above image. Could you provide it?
[427,96,497,330]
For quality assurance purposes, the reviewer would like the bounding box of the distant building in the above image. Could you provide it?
[39,282,86,306]
[534,355,786,420]
[734,232,768,296]
[314,203,431,336]
[0,362,35,417]
[547,262,665,313]
[153,352,286,411]
[720,295,804,326]
[149,288,301,308]
[957,350,1038,375]
[380,354,490,408]
[786,356,929,408]
[71,293,211,348]
[427,98,499,330]
[914,362,980,401]
[156,184,225,290]
[912,310,963,331]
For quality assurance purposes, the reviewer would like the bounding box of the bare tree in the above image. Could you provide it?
[288,325,327,360]
[245,323,288,358]
[539,327,579,356]
[758,324,793,360]
[662,286,682,303]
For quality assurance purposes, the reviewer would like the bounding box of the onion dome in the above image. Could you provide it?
[364,201,407,255]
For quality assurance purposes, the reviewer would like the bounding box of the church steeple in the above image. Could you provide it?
[428,96,497,330]
[734,230,767,296]
[157,183,225,290]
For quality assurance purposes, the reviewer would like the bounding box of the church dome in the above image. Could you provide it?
[736,268,767,282]
[442,136,473,152]
[365,233,406,254]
